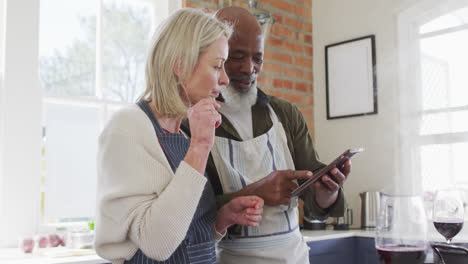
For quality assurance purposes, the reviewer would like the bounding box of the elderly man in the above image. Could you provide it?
[206,6,351,264]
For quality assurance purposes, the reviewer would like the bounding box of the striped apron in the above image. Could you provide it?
[125,100,218,264]
[211,104,310,264]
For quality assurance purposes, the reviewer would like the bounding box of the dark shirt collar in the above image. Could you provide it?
[256,87,270,105]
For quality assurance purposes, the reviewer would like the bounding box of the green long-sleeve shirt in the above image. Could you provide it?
[205,88,345,220]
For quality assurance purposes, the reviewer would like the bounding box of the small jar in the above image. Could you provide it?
[66,223,94,249]
[18,235,35,253]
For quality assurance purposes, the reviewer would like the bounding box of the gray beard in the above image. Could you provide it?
[220,80,258,112]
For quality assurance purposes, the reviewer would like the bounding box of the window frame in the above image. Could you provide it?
[0,0,181,247]
[397,0,468,193]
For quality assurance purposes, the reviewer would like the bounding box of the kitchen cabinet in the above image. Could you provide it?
[307,237,380,264]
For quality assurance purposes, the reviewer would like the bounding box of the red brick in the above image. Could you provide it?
[283,79,294,90]
[272,25,294,39]
[304,70,313,82]
[297,33,312,45]
[299,107,314,120]
[183,1,197,7]
[232,0,248,8]
[264,48,273,60]
[304,22,313,33]
[302,94,314,106]
[295,82,308,92]
[264,0,293,13]
[296,32,305,43]
[284,16,303,30]
[273,51,292,64]
[257,74,272,87]
[272,78,293,90]
[307,122,315,133]
[275,0,294,12]
[266,36,283,49]
[272,12,283,24]
[283,92,303,105]
[304,46,313,57]
[273,78,283,88]
[284,41,303,54]
[290,0,312,8]
[283,66,303,79]
[295,56,312,68]
[294,5,312,19]
[266,89,283,98]
[262,62,282,75]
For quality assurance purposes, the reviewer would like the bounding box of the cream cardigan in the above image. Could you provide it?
[95,104,210,264]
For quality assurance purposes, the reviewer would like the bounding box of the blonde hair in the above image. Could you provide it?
[140,8,232,117]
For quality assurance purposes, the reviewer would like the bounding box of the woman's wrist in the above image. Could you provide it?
[214,206,231,233]
[184,143,210,174]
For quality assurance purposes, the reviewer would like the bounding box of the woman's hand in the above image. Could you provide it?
[215,196,264,234]
[188,98,221,151]
[184,98,221,174]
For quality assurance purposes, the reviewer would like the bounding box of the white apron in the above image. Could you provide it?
[211,105,310,264]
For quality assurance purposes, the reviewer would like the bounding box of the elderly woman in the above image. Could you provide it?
[95,8,264,264]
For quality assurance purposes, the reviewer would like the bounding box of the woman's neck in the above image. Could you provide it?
[148,101,182,133]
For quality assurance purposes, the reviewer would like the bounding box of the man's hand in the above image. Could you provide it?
[235,170,313,206]
[215,196,264,233]
[313,159,351,209]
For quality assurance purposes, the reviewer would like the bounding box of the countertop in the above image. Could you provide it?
[301,229,376,242]
[2,229,467,264]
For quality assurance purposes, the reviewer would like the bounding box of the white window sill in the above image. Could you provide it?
[0,248,108,264]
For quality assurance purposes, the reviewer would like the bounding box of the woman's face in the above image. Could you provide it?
[184,36,229,105]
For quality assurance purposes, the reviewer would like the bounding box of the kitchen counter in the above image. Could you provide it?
[301,229,376,242]
[2,229,468,264]
[3,230,363,264]
[301,228,468,243]
[0,248,106,264]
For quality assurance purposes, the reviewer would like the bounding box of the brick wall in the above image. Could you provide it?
[183,0,314,136]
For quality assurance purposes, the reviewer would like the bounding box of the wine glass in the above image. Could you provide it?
[375,193,428,264]
[432,189,464,244]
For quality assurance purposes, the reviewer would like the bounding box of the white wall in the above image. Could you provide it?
[312,0,419,227]
[0,0,42,247]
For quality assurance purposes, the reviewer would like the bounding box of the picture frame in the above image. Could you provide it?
[325,35,377,119]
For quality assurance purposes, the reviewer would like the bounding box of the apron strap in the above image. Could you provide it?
[137,100,165,135]
[266,103,280,124]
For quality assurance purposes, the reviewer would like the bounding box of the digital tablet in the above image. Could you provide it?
[291,148,364,197]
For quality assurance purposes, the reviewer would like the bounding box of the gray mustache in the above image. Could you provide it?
[229,75,256,83]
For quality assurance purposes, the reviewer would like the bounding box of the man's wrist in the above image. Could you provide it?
[231,182,257,199]
[316,190,339,210]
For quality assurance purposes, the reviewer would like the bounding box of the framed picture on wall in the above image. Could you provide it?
[325,35,377,119]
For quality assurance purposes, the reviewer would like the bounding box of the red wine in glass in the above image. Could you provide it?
[433,189,465,244]
[376,245,426,264]
[433,221,464,243]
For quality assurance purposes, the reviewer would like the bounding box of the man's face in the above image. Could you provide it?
[225,29,264,93]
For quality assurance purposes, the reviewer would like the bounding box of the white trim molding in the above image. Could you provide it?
[0,0,42,247]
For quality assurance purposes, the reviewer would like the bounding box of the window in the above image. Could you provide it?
[398,0,468,221]
[418,7,468,191]
[0,0,180,247]
[39,0,153,225]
